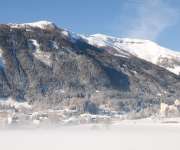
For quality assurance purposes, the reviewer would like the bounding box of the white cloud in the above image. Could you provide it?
[122,0,179,40]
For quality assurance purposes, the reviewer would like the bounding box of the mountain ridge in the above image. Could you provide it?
[80,33,180,75]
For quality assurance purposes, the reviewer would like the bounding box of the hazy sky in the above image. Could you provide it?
[0,0,179,51]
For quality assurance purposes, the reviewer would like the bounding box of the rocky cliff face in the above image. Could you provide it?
[0,21,179,113]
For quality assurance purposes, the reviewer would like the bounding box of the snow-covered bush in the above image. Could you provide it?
[160,102,180,117]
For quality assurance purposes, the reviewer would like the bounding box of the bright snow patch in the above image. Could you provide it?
[33,119,40,125]
[0,48,5,68]
[0,97,32,110]
[61,30,81,43]
[70,32,81,43]
[61,30,69,37]
[9,21,56,30]
[51,41,59,49]
[30,39,52,66]
[167,66,180,76]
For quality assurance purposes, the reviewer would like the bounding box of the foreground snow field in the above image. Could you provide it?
[0,121,180,150]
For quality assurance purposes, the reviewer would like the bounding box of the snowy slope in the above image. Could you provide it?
[82,34,180,75]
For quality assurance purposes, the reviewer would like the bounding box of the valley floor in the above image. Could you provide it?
[0,119,180,150]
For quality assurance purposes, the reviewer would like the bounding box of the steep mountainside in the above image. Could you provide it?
[0,21,179,113]
[81,34,180,75]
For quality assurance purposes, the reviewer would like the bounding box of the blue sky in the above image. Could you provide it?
[0,0,180,51]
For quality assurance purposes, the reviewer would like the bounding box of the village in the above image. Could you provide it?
[0,97,180,128]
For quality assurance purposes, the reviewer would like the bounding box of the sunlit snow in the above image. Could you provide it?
[9,21,56,29]
[0,48,5,68]
[83,34,180,75]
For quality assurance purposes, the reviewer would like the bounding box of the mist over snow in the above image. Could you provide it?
[0,123,180,150]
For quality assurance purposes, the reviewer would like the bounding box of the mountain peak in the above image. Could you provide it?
[8,20,56,29]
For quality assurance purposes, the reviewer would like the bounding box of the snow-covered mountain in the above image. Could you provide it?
[0,20,180,116]
[81,34,180,75]
[7,21,180,76]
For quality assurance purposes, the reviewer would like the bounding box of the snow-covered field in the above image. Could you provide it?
[1,98,180,150]
[1,121,180,150]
